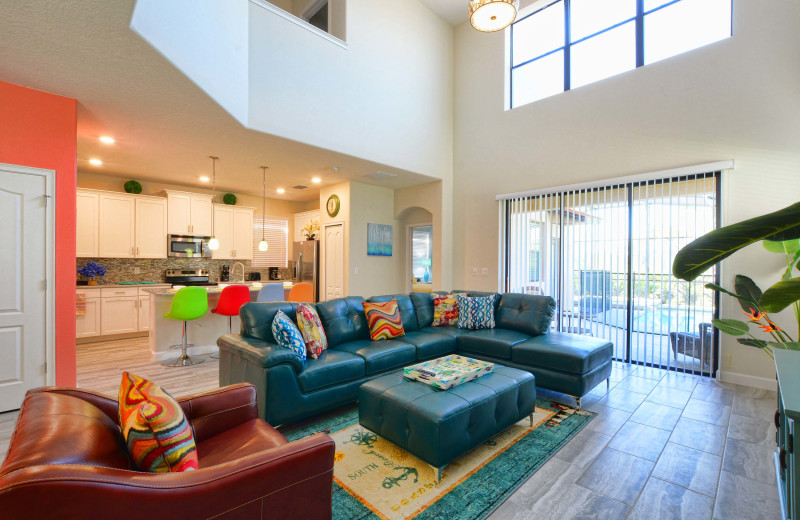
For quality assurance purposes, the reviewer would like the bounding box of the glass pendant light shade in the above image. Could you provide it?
[208,237,219,250]
[258,239,269,252]
[469,0,519,32]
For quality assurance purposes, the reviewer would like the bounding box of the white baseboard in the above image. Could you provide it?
[718,370,777,391]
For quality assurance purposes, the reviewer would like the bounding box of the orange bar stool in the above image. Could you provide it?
[161,286,208,367]
[209,285,252,359]
[287,282,313,303]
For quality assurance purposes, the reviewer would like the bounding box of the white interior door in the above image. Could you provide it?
[324,223,344,300]
[0,164,53,412]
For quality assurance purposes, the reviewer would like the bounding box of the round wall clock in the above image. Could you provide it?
[326,194,341,217]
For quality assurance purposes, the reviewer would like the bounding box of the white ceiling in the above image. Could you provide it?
[0,1,438,201]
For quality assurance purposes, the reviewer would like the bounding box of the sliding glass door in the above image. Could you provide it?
[499,172,720,376]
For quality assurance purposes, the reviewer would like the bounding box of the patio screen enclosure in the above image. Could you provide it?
[498,171,721,376]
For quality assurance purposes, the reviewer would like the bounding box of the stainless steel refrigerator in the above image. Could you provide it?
[293,240,319,302]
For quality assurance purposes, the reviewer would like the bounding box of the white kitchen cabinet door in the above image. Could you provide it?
[100,297,138,335]
[76,190,99,257]
[98,194,135,258]
[138,295,150,331]
[212,205,234,259]
[233,208,254,260]
[167,192,192,235]
[135,198,167,258]
[76,298,101,338]
[191,196,214,236]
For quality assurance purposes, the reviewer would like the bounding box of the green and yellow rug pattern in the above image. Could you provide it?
[285,398,594,520]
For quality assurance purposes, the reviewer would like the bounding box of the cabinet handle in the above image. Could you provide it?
[780,447,787,470]
[776,410,781,428]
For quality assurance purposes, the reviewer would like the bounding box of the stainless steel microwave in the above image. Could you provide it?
[167,235,211,258]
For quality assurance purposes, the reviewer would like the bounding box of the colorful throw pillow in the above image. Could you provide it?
[296,303,328,359]
[118,372,198,473]
[363,299,405,340]
[272,310,307,360]
[432,294,459,327]
[456,294,496,330]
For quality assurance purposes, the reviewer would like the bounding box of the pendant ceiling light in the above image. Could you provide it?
[208,156,220,251]
[469,0,519,32]
[258,166,269,252]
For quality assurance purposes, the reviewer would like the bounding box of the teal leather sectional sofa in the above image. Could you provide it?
[217,291,613,425]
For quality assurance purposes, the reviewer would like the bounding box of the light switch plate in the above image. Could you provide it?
[354,267,359,275]
[481,268,489,276]
[472,268,478,276]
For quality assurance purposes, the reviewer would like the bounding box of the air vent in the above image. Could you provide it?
[292,185,308,190]
[362,171,397,180]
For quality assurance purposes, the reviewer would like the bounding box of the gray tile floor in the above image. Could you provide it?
[489,362,782,520]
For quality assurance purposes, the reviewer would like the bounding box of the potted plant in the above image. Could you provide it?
[672,201,800,358]
[78,261,107,286]
[301,220,320,240]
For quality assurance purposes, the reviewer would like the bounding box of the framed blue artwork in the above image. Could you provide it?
[367,223,393,256]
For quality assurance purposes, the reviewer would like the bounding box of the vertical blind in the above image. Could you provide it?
[251,217,289,268]
[499,172,720,376]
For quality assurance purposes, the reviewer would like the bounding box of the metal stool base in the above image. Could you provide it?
[162,355,205,367]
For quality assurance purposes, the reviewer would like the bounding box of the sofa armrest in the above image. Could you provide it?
[0,433,335,520]
[217,334,305,373]
[177,384,259,443]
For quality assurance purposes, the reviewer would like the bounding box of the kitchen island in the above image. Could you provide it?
[143,283,293,361]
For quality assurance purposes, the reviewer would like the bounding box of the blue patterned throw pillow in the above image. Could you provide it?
[456,294,496,330]
[271,310,307,360]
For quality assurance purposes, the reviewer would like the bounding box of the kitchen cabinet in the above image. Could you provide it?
[165,190,213,236]
[138,294,150,332]
[134,198,167,258]
[100,294,139,335]
[76,190,99,257]
[98,193,135,258]
[294,210,321,242]
[211,204,254,260]
[75,290,101,338]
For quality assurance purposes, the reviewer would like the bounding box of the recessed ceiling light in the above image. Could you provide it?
[276,188,285,194]
[89,158,103,166]
[99,136,115,144]
[312,177,321,184]
[199,176,210,182]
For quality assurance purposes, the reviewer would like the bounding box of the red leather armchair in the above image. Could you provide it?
[0,384,335,520]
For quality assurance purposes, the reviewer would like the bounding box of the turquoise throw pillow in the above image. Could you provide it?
[271,310,307,360]
[456,294,496,330]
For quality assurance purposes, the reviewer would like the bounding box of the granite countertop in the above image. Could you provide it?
[76,282,171,289]
[141,282,294,296]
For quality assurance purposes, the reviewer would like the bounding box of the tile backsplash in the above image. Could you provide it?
[77,258,294,285]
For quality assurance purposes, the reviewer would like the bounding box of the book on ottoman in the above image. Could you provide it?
[403,355,494,390]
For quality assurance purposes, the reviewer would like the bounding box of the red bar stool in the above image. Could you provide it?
[209,285,252,359]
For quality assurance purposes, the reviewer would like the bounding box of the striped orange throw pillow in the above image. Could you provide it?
[118,372,199,473]
[363,299,405,340]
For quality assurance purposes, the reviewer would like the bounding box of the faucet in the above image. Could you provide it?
[232,262,246,283]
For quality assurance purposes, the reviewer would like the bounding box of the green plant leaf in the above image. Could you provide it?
[759,278,800,313]
[711,318,750,336]
[763,238,800,255]
[672,201,800,281]
[784,250,800,280]
[738,338,769,349]
[705,283,760,311]
[733,275,763,313]
[768,342,800,351]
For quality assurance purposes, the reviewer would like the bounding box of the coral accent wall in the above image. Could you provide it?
[0,80,77,386]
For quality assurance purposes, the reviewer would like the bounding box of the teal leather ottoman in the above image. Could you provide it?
[358,365,536,483]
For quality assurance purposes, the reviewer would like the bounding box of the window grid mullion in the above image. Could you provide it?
[564,0,571,92]
[636,0,645,67]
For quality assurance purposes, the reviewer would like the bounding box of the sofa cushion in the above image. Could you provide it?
[457,329,532,359]
[409,292,434,328]
[316,297,370,347]
[511,332,614,375]
[363,299,406,340]
[271,310,307,360]
[240,302,299,343]
[496,294,556,337]
[457,294,496,330]
[334,339,417,375]
[401,331,457,360]
[367,294,419,332]
[432,293,460,327]
[297,349,366,393]
[119,372,199,473]
[417,325,470,338]
[453,290,500,310]
[296,303,328,359]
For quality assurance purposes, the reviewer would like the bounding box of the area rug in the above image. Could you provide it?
[284,397,594,520]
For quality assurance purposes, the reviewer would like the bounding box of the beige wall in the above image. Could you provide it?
[395,181,448,291]
[451,0,800,387]
[319,181,351,298]
[77,171,318,241]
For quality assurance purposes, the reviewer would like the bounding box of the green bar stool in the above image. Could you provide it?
[162,286,209,367]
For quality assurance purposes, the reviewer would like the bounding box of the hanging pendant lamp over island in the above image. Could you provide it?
[208,155,220,251]
[258,166,269,252]
[469,0,519,32]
